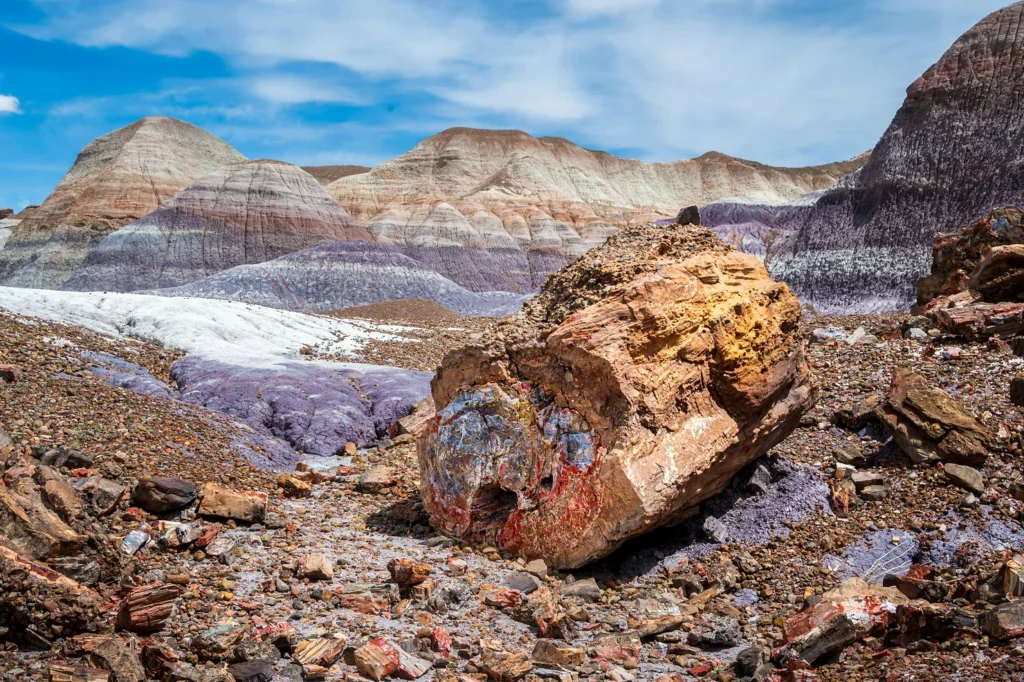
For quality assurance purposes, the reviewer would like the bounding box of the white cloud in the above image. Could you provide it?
[248,75,363,105]
[15,0,1017,166]
[0,95,22,115]
[562,0,661,16]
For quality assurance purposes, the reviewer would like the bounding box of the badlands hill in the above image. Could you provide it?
[767,1,1024,313]
[0,117,246,289]
[327,128,866,292]
[64,160,372,292]
[302,165,372,185]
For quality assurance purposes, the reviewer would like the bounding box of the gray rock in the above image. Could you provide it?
[943,463,985,494]
[558,577,601,602]
[505,572,543,595]
[744,462,773,495]
[688,615,742,648]
[703,516,730,543]
[50,556,101,586]
[850,471,885,491]
[905,328,929,342]
[981,600,1024,639]
[226,660,274,682]
[735,645,769,677]
[860,485,890,501]
[132,477,197,514]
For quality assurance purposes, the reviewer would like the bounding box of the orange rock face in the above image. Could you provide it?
[418,224,816,568]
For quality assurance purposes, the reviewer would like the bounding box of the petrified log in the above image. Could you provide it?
[0,545,107,644]
[969,244,1024,302]
[418,225,816,568]
[48,665,111,682]
[933,301,1024,339]
[116,583,182,633]
[0,479,85,560]
[875,369,991,467]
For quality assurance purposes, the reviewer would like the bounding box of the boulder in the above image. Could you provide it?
[778,577,907,666]
[874,369,991,467]
[88,636,146,682]
[197,484,267,523]
[980,600,1024,640]
[917,208,1024,308]
[676,205,701,226]
[70,476,128,517]
[131,477,197,514]
[418,225,815,568]
[276,473,313,499]
[970,244,1024,301]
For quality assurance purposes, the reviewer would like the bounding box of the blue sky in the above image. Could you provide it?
[0,0,1010,210]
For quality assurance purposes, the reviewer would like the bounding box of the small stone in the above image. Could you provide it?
[558,577,601,602]
[943,463,985,494]
[295,553,334,581]
[506,572,543,595]
[860,485,890,501]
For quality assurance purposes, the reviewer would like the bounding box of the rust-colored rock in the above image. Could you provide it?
[0,477,85,560]
[276,473,313,499]
[197,483,267,523]
[387,557,431,588]
[116,583,182,633]
[916,208,1024,308]
[418,224,815,568]
[874,369,992,467]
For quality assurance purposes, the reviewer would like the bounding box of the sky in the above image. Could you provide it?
[0,0,1011,210]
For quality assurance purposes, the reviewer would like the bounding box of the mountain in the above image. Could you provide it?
[145,240,527,318]
[772,1,1024,313]
[301,165,372,185]
[0,117,246,288]
[63,160,372,292]
[327,127,865,292]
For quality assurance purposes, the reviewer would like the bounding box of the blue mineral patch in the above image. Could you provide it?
[539,404,599,472]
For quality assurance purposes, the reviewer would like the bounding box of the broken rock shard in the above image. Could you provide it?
[418,224,816,568]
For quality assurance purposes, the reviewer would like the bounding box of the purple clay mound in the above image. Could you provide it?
[171,357,431,458]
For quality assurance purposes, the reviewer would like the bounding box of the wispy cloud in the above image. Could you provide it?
[12,0,1013,166]
[0,94,22,114]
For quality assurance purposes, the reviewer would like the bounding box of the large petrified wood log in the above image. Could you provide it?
[874,369,992,467]
[418,225,816,568]
[0,545,107,644]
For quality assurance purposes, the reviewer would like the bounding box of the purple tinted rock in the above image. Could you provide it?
[81,350,176,398]
[822,529,918,583]
[171,357,430,458]
[775,4,1024,313]
[145,241,528,318]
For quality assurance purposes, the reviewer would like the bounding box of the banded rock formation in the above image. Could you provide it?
[418,223,816,568]
[63,160,372,292]
[301,165,371,186]
[0,117,245,288]
[774,2,1024,313]
[147,240,527,318]
[699,190,828,259]
[329,127,864,293]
